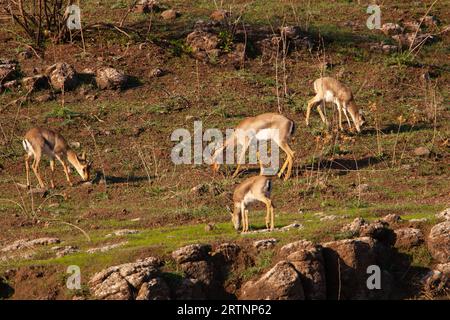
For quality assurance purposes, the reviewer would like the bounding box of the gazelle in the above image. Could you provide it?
[211,113,296,180]
[22,127,92,189]
[305,77,365,132]
[230,175,274,232]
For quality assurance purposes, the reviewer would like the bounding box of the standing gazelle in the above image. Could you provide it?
[305,77,365,132]
[23,127,92,189]
[231,175,274,232]
[211,113,296,180]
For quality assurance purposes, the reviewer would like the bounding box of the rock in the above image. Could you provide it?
[421,262,449,296]
[421,15,438,28]
[95,67,128,90]
[280,240,316,256]
[179,260,215,286]
[136,277,170,300]
[381,214,402,225]
[18,50,32,60]
[21,75,48,91]
[210,9,229,21]
[322,237,392,299]
[51,246,79,257]
[436,208,450,221]
[409,218,428,223]
[394,228,424,249]
[356,183,370,193]
[106,229,139,237]
[160,9,177,20]
[240,261,305,300]
[392,33,433,49]
[280,26,301,39]
[360,221,396,246]
[427,221,450,263]
[1,238,60,252]
[175,278,206,300]
[0,58,18,82]
[89,257,161,300]
[34,92,54,103]
[150,68,164,77]
[413,146,430,157]
[340,217,367,235]
[172,244,211,264]
[286,245,326,300]
[45,62,78,91]
[256,36,281,61]
[380,23,403,35]
[186,31,219,54]
[320,215,340,222]
[135,0,160,13]
[86,242,127,254]
[253,238,277,250]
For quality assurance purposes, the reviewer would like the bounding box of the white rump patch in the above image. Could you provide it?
[324,90,335,103]
[22,139,34,156]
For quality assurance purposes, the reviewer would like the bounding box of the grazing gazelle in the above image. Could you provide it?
[230,175,274,232]
[22,127,92,188]
[211,113,296,180]
[305,77,365,132]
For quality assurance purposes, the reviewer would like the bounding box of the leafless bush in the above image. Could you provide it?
[2,0,71,47]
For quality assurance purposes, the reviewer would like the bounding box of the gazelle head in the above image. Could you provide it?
[72,151,92,181]
[349,101,366,133]
[228,204,241,231]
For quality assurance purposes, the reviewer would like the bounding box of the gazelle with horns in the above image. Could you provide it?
[305,77,366,132]
[211,113,296,180]
[22,127,92,188]
[230,175,275,232]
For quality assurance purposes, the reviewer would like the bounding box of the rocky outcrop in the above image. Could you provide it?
[240,261,305,300]
[1,238,60,252]
[340,217,367,235]
[136,277,170,300]
[46,62,78,91]
[421,262,449,296]
[95,67,128,90]
[394,228,424,249]
[427,221,450,263]
[322,237,392,299]
[89,257,163,300]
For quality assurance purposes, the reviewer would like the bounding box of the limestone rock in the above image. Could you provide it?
[427,221,450,263]
[95,67,128,90]
[46,62,78,90]
[172,244,211,264]
[136,277,170,300]
[394,228,424,249]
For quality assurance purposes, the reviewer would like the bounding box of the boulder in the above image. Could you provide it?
[135,0,160,13]
[210,9,229,22]
[253,238,277,250]
[21,75,49,91]
[360,221,396,246]
[0,58,18,82]
[95,67,128,90]
[421,262,449,296]
[286,245,326,300]
[240,261,305,300]
[161,9,177,20]
[186,31,220,53]
[322,237,392,299]
[436,208,450,221]
[136,277,170,300]
[380,23,403,35]
[46,62,78,90]
[172,244,211,264]
[381,214,402,225]
[427,221,450,263]
[340,217,367,235]
[179,260,215,286]
[89,257,161,300]
[394,228,424,249]
[280,240,316,256]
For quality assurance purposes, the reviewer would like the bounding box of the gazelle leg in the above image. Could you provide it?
[244,209,249,232]
[317,103,329,127]
[232,142,248,178]
[270,202,275,231]
[261,197,273,231]
[49,159,55,189]
[31,155,45,188]
[57,156,73,187]
[25,154,31,188]
[336,102,344,131]
[278,142,295,180]
[343,104,352,128]
[256,151,264,175]
[306,97,319,126]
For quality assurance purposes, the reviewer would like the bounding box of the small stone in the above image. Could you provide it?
[150,68,164,77]
[161,9,177,20]
[253,238,277,250]
[414,146,430,156]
